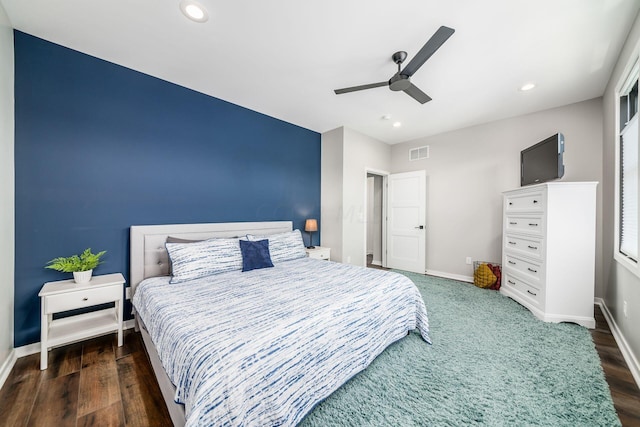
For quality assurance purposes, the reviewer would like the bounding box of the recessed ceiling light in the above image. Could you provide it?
[393,121,402,128]
[519,83,536,92]
[180,0,209,23]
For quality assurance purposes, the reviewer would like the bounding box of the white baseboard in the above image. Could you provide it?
[595,297,640,389]
[15,342,40,358]
[0,349,16,391]
[13,319,137,359]
[425,269,474,283]
[371,259,382,266]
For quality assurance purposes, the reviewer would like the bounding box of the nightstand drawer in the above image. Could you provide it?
[45,285,121,314]
[309,251,330,260]
[306,246,331,261]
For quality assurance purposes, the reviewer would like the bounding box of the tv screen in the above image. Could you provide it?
[520,133,565,186]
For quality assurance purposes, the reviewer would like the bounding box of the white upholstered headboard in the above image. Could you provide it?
[129,221,293,295]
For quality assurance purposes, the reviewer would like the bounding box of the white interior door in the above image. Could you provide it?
[386,170,426,273]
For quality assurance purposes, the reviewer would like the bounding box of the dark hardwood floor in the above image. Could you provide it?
[590,307,640,426]
[0,330,172,427]
[0,304,638,426]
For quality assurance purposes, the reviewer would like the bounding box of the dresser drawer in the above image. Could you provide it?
[504,234,543,259]
[504,254,542,283]
[503,272,542,306]
[505,215,544,236]
[505,191,545,213]
[44,285,121,314]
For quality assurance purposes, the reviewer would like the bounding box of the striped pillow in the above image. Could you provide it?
[247,229,306,263]
[166,238,242,283]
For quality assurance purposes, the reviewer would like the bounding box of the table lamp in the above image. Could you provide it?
[305,219,317,249]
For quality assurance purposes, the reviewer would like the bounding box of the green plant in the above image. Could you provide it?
[45,248,106,273]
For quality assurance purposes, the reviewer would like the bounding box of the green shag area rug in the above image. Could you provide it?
[301,271,620,427]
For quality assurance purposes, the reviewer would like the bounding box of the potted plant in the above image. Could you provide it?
[45,248,107,284]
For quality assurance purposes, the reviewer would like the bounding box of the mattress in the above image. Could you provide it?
[133,257,430,426]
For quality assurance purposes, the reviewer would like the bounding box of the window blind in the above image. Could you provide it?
[621,114,639,260]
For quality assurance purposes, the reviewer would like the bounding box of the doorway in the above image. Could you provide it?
[365,171,387,268]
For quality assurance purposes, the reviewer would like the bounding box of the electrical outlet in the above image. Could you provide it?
[125,287,131,300]
[623,300,628,318]
[465,257,472,265]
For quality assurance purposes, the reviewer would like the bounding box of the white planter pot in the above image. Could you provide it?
[73,269,93,284]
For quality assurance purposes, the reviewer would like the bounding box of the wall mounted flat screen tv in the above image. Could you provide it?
[521,133,565,186]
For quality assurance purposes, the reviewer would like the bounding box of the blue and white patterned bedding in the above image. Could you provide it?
[133,257,430,426]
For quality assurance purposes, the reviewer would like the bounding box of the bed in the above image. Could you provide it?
[130,221,430,426]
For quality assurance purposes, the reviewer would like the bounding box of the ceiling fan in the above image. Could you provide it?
[334,26,455,104]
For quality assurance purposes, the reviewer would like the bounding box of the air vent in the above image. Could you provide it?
[409,146,429,161]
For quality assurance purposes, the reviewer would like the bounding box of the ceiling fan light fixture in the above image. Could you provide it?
[519,82,536,92]
[180,0,209,23]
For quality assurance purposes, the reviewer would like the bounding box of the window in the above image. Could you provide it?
[617,60,640,269]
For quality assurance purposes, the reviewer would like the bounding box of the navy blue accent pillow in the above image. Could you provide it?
[240,239,274,272]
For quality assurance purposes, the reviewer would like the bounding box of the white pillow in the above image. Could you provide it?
[246,229,306,263]
[166,238,242,283]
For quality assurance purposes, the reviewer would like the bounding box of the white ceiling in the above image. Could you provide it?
[2,0,639,144]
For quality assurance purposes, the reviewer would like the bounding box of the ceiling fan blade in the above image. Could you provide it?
[401,26,455,77]
[334,81,388,94]
[404,84,432,104]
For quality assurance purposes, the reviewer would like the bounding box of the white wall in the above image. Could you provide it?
[321,127,390,265]
[0,2,14,382]
[391,98,604,286]
[602,10,640,380]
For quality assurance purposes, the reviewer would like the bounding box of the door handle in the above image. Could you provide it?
[414,225,424,229]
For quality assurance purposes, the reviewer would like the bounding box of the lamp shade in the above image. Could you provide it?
[305,219,318,232]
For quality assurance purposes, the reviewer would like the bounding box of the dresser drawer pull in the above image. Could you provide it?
[527,268,538,273]
[533,200,538,204]
[528,223,539,226]
[527,290,537,296]
[508,280,516,285]
[508,260,516,265]
[509,202,513,205]
[82,297,88,301]
[509,221,517,225]
[508,241,516,245]
[527,245,538,250]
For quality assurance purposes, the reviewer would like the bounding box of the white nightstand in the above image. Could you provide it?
[306,246,331,261]
[38,272,125,370]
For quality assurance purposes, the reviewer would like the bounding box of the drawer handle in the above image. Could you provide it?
[527,267,538,273]
[527,245,538,250]
[528,223,538,226]
[82,297,88,301]
[509,221,517,225]
[527,290,537,296]
[508,241,516,245]
[509,202,513,206]
[508,280,516,285]
[508,260,516,265]
[533,200,538,204]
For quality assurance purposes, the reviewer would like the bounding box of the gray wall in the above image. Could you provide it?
[0,2,14,378]
[321,127,344,262]
[602,10,640,378]
[321,127,390,266]
[391,98,603,285]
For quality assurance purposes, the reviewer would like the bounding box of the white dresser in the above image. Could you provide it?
[501,182,597,328]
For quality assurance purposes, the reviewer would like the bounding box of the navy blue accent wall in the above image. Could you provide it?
[14,31,321,347]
